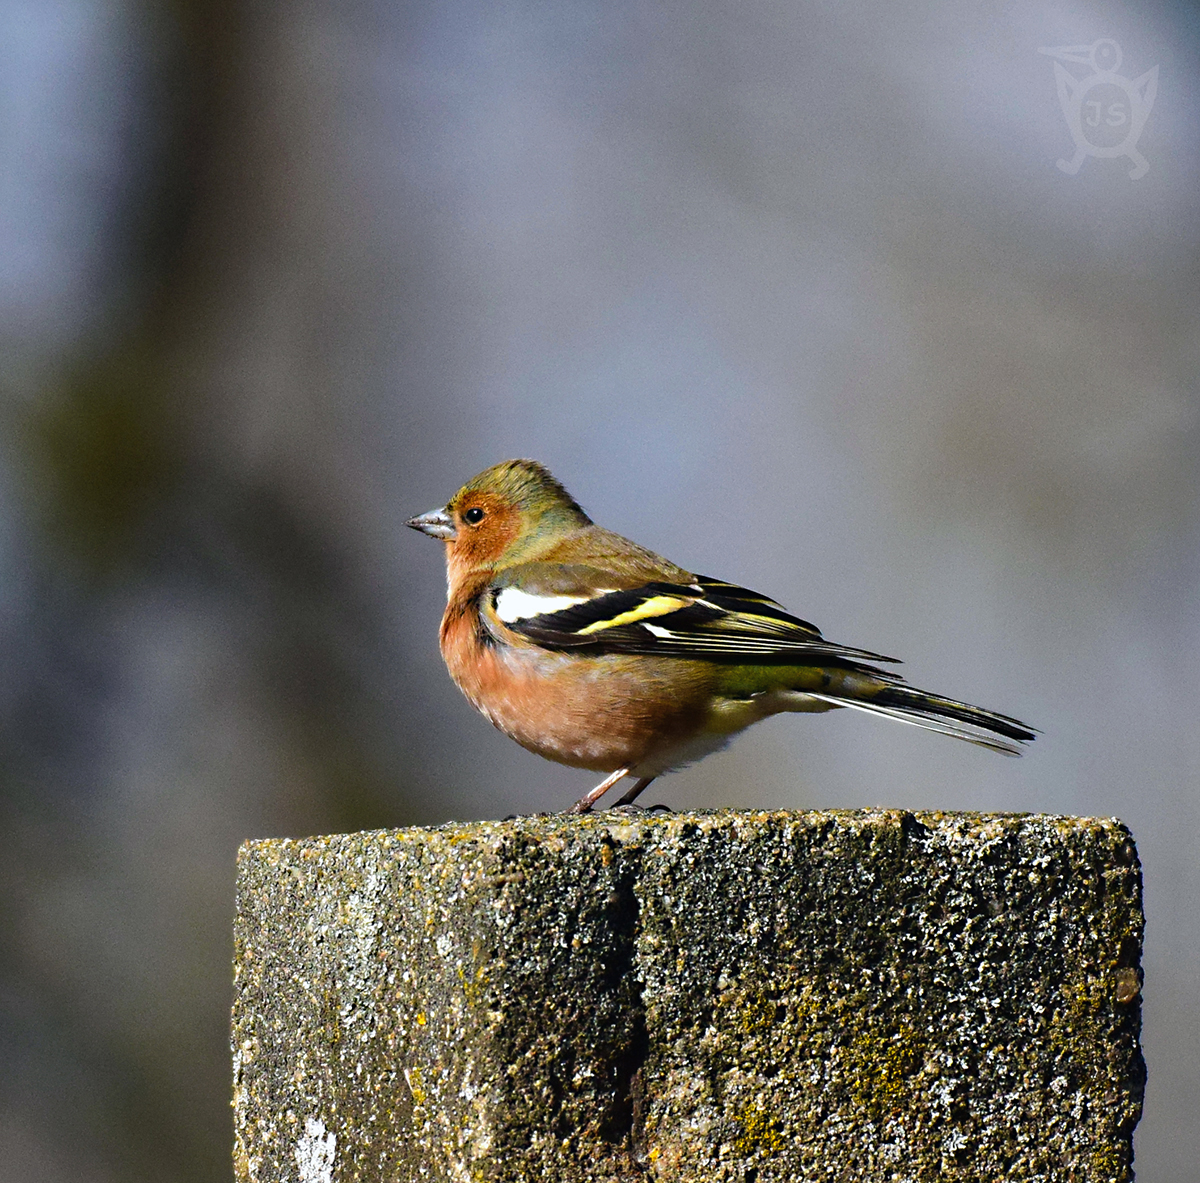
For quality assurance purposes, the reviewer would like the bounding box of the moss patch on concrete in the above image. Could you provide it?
[232,810,1143,1181]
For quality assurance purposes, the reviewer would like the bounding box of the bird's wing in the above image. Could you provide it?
[485,566,899,667]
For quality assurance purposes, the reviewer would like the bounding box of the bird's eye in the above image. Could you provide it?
[463,507,486,525]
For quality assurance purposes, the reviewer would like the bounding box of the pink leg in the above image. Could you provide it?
[569,768,631,814]
[612,776,657,808]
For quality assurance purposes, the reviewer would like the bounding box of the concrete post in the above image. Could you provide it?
[232,809,1143,1182]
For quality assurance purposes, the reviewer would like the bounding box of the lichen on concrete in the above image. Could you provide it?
[232,810,1144,1181]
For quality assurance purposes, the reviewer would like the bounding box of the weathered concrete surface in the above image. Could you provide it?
[232,810,1144,1182]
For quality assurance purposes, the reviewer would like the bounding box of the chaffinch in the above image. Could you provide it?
[408,460,1035,813]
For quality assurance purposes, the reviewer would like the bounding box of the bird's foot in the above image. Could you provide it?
[611,801,673,816]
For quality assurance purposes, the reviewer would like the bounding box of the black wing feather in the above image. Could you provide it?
[500,575,899,669]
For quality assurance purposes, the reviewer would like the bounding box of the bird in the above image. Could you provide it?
[407,459,1035,813]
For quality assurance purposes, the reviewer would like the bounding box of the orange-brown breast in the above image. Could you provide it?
[438,593,715,773]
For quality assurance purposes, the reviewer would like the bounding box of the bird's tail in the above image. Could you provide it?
[804,683,1036,756]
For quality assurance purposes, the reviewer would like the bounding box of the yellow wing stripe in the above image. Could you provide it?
[575,594,696,635]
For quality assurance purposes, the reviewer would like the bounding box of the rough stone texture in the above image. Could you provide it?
[232,810,1144,1182]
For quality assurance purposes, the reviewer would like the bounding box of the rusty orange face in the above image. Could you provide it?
[442,488,524,571]
[408,459,593,574]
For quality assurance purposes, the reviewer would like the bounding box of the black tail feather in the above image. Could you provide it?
[804,683,1037,756]
[872,686,1037,744]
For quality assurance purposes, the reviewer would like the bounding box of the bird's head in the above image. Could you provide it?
[407,460,592,573]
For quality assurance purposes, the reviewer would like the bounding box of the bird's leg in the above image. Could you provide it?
[569,768,631,814]
[611,776,657,808]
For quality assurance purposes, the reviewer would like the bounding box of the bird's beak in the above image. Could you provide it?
[406,507,457,540]
[1037,44,1093,64]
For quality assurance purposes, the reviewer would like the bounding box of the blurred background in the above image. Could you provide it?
[0,0,1196,1178]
